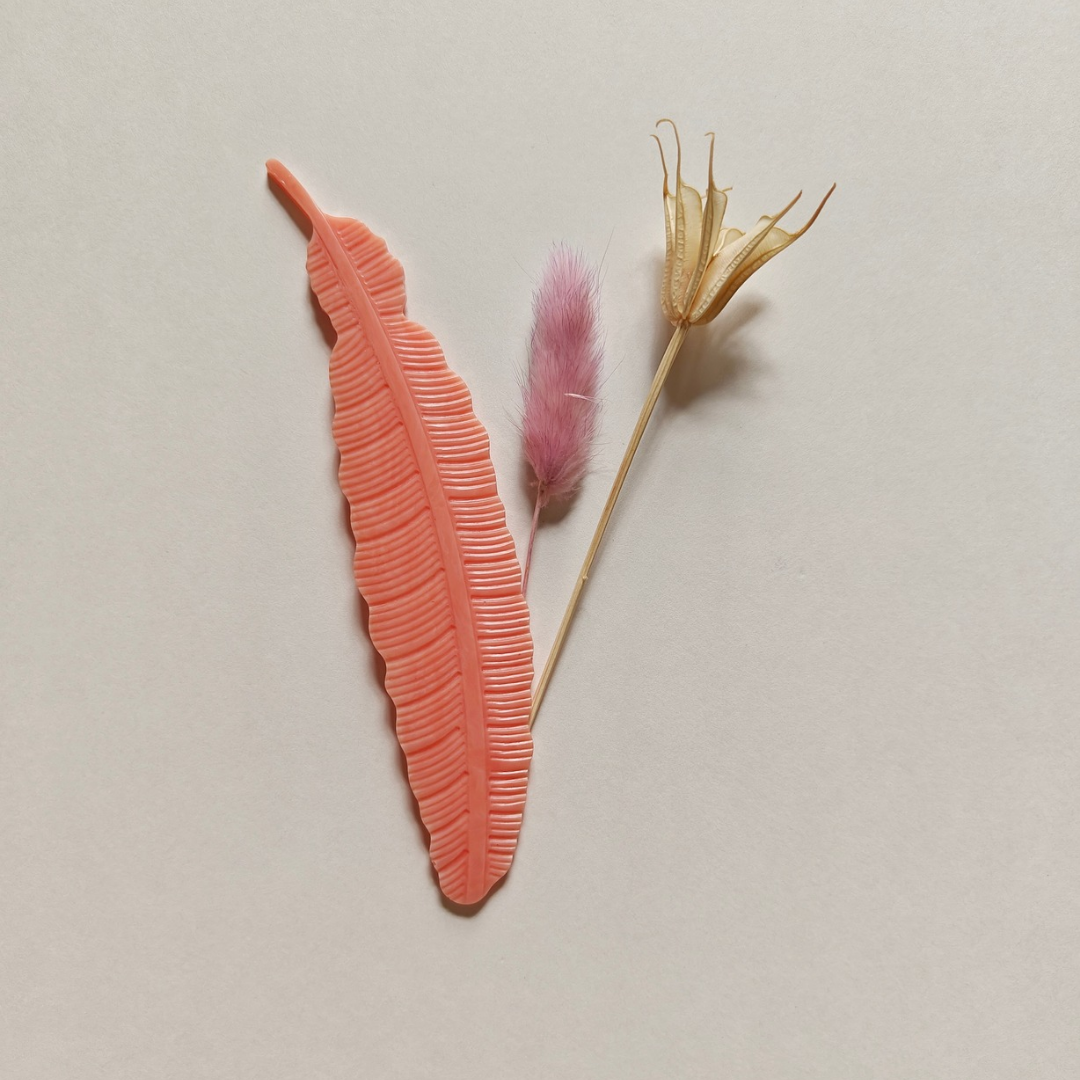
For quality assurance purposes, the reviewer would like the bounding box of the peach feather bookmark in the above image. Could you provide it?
[267,161,533,905]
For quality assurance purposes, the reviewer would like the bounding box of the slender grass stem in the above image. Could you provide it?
[521,483,545,595]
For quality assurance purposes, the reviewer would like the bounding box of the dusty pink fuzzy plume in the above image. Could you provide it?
[520,246,603,590]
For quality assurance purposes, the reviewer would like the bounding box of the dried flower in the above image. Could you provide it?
[529,123,834,727]
[653,119,835,326]
[519,246,603,591]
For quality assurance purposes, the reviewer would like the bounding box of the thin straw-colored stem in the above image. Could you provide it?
[530,321,690,727]
[521,483,544,594]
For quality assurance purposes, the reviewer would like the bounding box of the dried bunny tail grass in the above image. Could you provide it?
[520,245,604,590]
[523,246,603,504]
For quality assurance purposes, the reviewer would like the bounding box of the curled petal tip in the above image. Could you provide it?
[817,182,838,210]
[705,131,716,189]
[791,183,837,237]
[650,133,670,192]
[767,190,803,229]
[655,118,682,180]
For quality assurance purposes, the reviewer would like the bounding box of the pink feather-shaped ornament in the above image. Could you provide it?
[520,247,603,590]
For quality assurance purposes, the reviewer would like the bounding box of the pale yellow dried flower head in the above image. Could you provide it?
[653,120,835,326]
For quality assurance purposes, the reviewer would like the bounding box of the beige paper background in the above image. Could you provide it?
[2,1,1078,1076]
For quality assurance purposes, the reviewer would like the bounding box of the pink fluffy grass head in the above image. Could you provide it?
[522,246,603,507]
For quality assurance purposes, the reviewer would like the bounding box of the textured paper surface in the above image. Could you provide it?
[2,1,1078,1077]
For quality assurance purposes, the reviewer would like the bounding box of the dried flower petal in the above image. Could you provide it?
[653,120,835,325]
